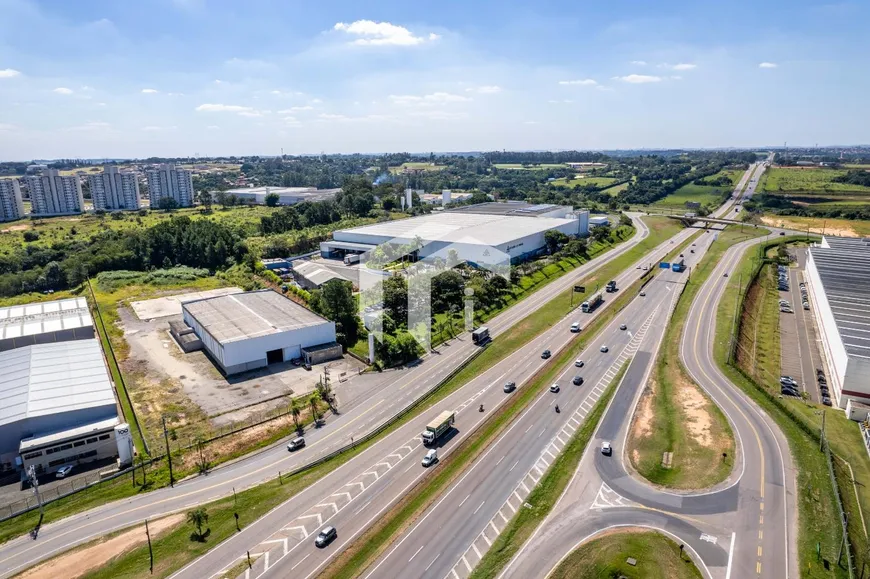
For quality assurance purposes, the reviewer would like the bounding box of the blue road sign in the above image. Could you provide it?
[659,262,671,269]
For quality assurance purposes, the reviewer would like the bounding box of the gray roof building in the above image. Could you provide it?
[0,297,94,352]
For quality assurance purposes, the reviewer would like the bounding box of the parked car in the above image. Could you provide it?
[541,350,551,359]
[503,381,516,393]
[315,526,337,547]
[56,465,74,478]
[572,376,584,385]
[550,383,560,393]
[822,396,833,407]
[781,387,799,397]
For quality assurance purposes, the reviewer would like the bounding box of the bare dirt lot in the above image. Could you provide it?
[19,514,183,579]
[130,287,244,320]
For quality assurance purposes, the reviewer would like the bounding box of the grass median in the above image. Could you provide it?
[716,235,850,578]
[468,360,627,579]
[321,271,653,579]
[628,226,767,490]
[547,528,703,579]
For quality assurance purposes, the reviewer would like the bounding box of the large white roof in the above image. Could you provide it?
[0,297,92,341]
[0,339,116,428]
[334,212,577,247]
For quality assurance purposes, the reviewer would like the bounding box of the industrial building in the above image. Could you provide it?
[0,178,25,222]
[320,202,590,265]
[0,339,121,474]
[419,190,474,206]
[181,289,341,375]
[88,166,141,211]
[805,236,870,411]
[0,297,94,352]
[291,260,352,290]
[24,169,84,216]
[146,164,195,208]
[223,186,341,206]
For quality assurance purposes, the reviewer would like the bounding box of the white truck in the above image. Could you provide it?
[344,254,361,265]
[422,410,455,446]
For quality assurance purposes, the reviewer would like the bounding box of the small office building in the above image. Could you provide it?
[181,289,340,375]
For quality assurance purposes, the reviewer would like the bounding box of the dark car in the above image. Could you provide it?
[315,526,337,548]
[781,387,799,396]
[572,376,584,385]
[822,396,833,407]
[541,350,551,359]
[503,382,516,393]
[780,232,786,236]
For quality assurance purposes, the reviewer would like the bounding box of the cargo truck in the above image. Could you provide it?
[581,292,603,313]
[605,280,617,293]
[422,411,455,446]
[344,254,361,265]
[472,327,491,345]
[672,259,686,273]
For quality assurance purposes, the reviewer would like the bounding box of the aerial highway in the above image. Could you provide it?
[0,205,655,577]
[165,162,769,579]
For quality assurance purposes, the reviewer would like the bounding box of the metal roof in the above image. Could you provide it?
[0,339,116,428]
[810,237,870,359]
[20,416,120,452]
[448,202,565,216]
[183,289,329,344]
[0,297,92,341]
[292,260,350,287]
[333,212,578,247]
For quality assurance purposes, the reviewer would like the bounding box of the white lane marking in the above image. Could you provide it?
[496,455,505,466]
[290,554,310,571]
[725,532,736,579]
[408,545,424,562]
[425,553,441,572]
[509,460,519,472]
[473,500,486,515]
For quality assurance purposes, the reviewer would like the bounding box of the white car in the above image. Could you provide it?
[575,359,584,368]
[56,465,74,478]
[601,442,612,456]
[600,345,609,353]
[550,383,560,393]
[422,449,438,467]
[639,291,646,297]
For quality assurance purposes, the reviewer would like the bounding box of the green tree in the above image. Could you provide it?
[158,196,180,211]
[309,393,321,422]
[619,212,632,227]
[265,192,280,207]
[544,229,568,254]
[590,225,611,242]
[431,270,464,313]
[309,279,360,348]
[290,399,302,432]
[197,190,213,210]
[187,507,209,540]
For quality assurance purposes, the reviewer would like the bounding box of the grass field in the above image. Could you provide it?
[761,167,870,194]
[547,529,703,579]
[601,181,630,196]
[652,169,742,209]
[549,176,617,188]
[628,226,768,489]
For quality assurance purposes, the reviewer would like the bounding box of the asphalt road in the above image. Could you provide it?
[0,215,653,579]
[165,217,709,579]
[502,156,799,579]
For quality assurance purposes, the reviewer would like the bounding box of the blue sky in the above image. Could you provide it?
[0,0,867,159]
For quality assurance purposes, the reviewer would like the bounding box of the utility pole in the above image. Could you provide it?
[27,465,44,519]
[162,417,174,487]
[820,411,827,452]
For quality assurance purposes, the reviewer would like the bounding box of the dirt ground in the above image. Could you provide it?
[630,382,656,465]
[677,380,713,447]
[116,306,364,429]
[19,514,183,579]
[760,215,858,237]
[0,223,30,233]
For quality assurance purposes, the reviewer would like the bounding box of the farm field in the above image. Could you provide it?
[549,176,617,188]
[761,167,870,194]
[600,181,630,196]
[652,168,740,208]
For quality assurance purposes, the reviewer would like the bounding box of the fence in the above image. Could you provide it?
[823,436,857,578]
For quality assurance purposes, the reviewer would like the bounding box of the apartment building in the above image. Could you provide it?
[88,166,141,211]
[25,169,84,216]
[0,179,25,222]
[146,164,195,209]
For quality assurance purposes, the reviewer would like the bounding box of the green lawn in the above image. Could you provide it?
[653,183,728,209]
[628,226,769,489]
[601,181,630,196]
[762,167,870,194]
[547,530,703,579]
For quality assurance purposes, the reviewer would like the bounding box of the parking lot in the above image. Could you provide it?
[778,248,830,405]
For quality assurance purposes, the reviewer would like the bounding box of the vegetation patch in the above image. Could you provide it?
[547,528,703,579]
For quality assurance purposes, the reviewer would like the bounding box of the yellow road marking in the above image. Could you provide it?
[758,545,763,557]
[757,561,762,574]
[759,530,763,540]
[760,502,764,511]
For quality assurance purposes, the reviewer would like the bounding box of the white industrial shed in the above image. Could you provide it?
[0,339,120,473]
[0,297,94,352]
[182,290,340,375]
[805,236,870,410]
[321,206,588,265]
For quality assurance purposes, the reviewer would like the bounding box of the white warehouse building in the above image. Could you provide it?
[321,203,590,265]
[181,290,341,375]
[805,236,870,412]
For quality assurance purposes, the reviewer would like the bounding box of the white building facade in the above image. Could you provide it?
[88,166,141,211]
[0,179,25,222]
[25,169,84,216]
[146,164,195,209]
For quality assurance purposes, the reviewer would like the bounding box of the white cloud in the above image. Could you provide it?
[523,121,538,125]
[318,113,347,120]
[141,88,159,94]
[465,85,502,94]
[547,99,575,104]
[663,63,697,71]
[670,75,683,80]
[65,121,111,132]
[310,98,323,104]
[53,87,73,95]
[277,106,314,113]
[238,110,265,117]
[389,92,471,106]
[612,74,662,84]
[96,102,107,106]
[408,110,467,120]
[0,123,14,131]
[0,69,21,78]
[630,60,647,66]
[195,103,254,113]
[759,62,778,68]
[281,116,299,123]
[206,125,220,130]
[333,20,438,46]
[558,79,597,86]
[141,125,177,131]
[225,57,272,68]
